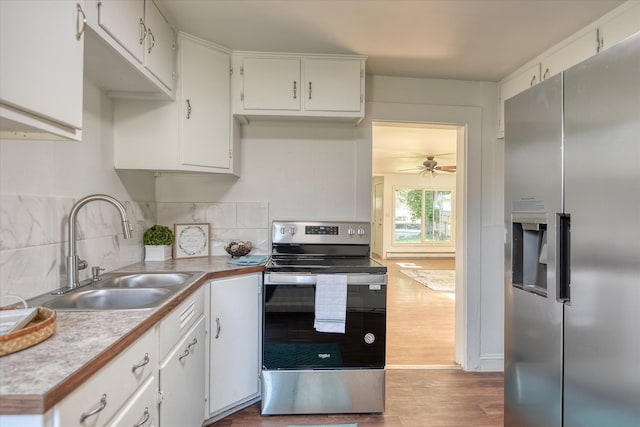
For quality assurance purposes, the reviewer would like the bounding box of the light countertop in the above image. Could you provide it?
[0,256,264,415]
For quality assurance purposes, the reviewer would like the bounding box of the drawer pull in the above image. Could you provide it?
[132,353,150,373]
[80,394,107,423]
[178,348,190,362]
[133,407,150,427]
[187,337,197,351]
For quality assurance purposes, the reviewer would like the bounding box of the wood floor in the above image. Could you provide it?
[381,257,456,366]
[208,258,504,426]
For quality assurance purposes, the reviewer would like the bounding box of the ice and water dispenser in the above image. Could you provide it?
[511,214,548,296]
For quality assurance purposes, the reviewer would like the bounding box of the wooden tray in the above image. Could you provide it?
[0,307,56,356]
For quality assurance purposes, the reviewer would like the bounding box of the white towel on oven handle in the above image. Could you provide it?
[314,274,348,334]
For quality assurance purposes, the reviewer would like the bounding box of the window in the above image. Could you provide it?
[394,188,453,244]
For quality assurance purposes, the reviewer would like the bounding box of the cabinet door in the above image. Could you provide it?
[209,274,261,415]
[0,0,83,131]
[599,2,640,51]
[159,316,206,427]
[541,30,597,82]
[242,57,301,110]
[98,0,145,63]
[180,36,231,169]
[304,59,362,112]
[145,0,176,90]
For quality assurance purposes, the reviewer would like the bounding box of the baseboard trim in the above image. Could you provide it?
[386,364,461,370]
[479,355,504,372]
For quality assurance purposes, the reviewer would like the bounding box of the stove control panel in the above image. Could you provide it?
[306,225,339,235]
[272,221,370,244]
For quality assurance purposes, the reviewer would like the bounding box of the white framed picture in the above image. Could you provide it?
[174,223,210,259]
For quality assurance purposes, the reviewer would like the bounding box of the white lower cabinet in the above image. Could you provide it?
[54,326,157,427]
[207,274,262,420]
[106,375,158,427]
[158,316,206,427]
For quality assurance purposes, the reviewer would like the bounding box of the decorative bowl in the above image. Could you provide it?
[224,241,252,258]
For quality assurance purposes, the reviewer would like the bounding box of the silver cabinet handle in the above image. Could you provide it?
[186,99,191,119]
[147,29,155,54]
[75,3,87,41]
[131,353,150,373]
[178,348,190,362]
[80,394,107,423]
[139,18,147,45]
[530,75,537,86]
[215,318,221,339]
[308,81,312,99]
[187,337,197,351]
[133,407,150,427]
[293,81,297,99]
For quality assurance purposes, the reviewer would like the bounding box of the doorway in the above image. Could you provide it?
[371,120,463,367]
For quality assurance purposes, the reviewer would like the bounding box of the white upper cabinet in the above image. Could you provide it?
[180,35,233,169]
[304,59,363,112]
[497,0,639,138]
[599,1,640,51]
[144,0,176,90]
[233,53,366,121]
[0,0,84,140]
[242,57,301,110]
[114,33,239,175]
[540,30,597,82]
[97,0,145,63]
[84,0,176,99]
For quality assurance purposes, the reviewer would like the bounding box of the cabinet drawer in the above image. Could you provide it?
[106,375,158,427]
[55,327,157,427]
[159,286,204,359]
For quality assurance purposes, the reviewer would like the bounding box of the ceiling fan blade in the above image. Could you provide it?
[399,166,425,171]
[437,165,457,173]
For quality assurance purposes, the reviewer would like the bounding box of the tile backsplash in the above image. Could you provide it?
[0,197,268,300]
[157,201,269,256]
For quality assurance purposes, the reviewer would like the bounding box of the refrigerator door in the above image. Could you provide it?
[504,74,563,427]
[563,33,640,426]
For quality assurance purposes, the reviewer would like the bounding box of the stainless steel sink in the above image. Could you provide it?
[28,272,202,311]
[95,272,195,289]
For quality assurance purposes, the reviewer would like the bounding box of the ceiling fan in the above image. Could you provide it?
[402,154,456,175]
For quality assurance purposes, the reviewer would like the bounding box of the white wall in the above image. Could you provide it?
[364,75,504,371]
[0,80,157,299]
[156,74,505,371]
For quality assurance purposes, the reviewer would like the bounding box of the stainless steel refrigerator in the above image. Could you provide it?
[504,33,640,427]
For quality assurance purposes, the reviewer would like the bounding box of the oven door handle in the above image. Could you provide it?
[264,273,387,286]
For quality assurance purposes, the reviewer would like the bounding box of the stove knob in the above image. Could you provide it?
[289,226,296,235]
[347,227,355,236]
[357,227,366,237]
[364,333,375,344]
[280,227,285,235]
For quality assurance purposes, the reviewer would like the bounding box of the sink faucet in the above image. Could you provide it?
[66,194,132,290]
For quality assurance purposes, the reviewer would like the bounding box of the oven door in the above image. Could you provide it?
[263,272,387,370]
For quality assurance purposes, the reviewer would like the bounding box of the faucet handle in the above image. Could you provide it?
[78,258,88,271]
[91,266,105,281]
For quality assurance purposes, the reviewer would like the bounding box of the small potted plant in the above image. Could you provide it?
[143,225,174,261]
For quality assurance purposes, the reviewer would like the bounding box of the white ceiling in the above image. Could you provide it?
[157,0,623,81]
[372,122,458,174]
[156,0,624,175]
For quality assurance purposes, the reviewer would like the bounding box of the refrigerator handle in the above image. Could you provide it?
[557,213,571,302]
